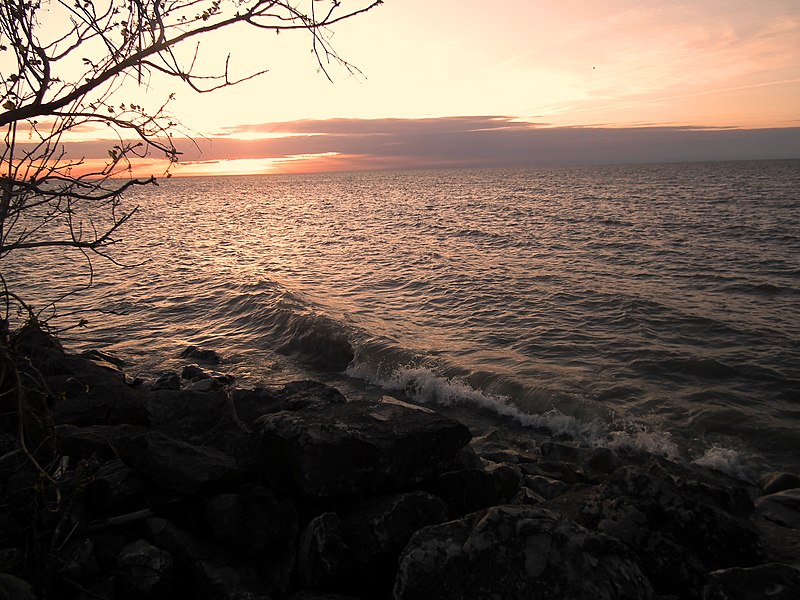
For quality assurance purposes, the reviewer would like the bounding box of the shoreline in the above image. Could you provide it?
[1,326,798,599]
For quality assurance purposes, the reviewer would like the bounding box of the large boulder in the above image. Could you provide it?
[256,397,471,498]
[393,505,652,600]
[119,431,240,495]
[574,458,762,597]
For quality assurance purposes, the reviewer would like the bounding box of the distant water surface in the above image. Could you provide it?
[8,160,800,474]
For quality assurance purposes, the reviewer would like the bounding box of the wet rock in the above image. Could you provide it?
[0,573,37,600]
[512,486,546,505]
[277,380,347,411]
[585,446,620,478]
[759,472,800,495]
[86,459,145,513]
[755,488,800,529]
[577,459,762,597]
[117,539,174,600]
[424,469,501,517]
[524,475,570,500]
[257,396,471,498]
[152,372,181,391]
[204,484,297,557]
[228,387,285,424]
[297,512,351,588]
[184,377,226,392]
[703,563,800,600]
[519,460,588,484]
[119,431,239,495]
[180,345,222,364]
[485,461,524,501]
[181,364,234,386]
[394,505,653,600]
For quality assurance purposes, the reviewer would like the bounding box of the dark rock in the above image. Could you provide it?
[184,377,226,392]
[86,459,145,513]
[181,363,233,385]
[57,423,147,462]
[81,348,126,369]
[91,529,139,571]
[144,389,257,470]
[585,446,620,478]
[13,324,68,375]
[152,372,181,391]
[228,387,285,425]
[277,380,347,411]
[190,560,269,600]
[117,539,174,600]
[180,345,222,364]
[57,538,100,586]
[0,573,37,600]
[703,563,800,600]
[485,462,524,501]
[539,440,583,463]
[512,486,546,505]
[424,469,501,517]
[394,505,653,600]
[204,484,297,557]
[297,512,351,588]
[577,459,762,597]
[119,432,240,495]
[49,358,149,427]
[256,396,471,498]
[342,492,447,572]
[144,517,222,565]
[759,472,800,495]
[524,474,570,500]
[519,459,588,484]
[77,576,116,600]
[287,593,363,600]
[755,488,800,529]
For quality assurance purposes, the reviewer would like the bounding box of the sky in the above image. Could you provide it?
[51,0,800,174]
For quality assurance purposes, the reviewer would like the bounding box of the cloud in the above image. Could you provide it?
[38,116,800,175]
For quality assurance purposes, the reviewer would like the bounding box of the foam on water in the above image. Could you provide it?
[346,358,689,459]
[692,446,754,482]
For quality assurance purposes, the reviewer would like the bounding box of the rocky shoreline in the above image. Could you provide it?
[1,326,798,599]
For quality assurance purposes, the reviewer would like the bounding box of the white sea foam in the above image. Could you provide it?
[349,362,604,440]
[692,446,753,482]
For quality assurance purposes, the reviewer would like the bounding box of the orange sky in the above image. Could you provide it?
[26,0,800,175]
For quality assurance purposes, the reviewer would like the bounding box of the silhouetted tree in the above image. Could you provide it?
[0,0,383,323]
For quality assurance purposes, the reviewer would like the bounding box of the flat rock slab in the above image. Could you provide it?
[256,397,471,498]
[119,431,240,495]
[394,505,653,600]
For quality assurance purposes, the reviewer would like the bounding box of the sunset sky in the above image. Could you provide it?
[66,0,800,174]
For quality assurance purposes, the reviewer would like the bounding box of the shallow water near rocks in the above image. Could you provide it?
[8,159,800,474]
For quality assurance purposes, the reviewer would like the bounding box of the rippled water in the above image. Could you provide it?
[7,160,800,474]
